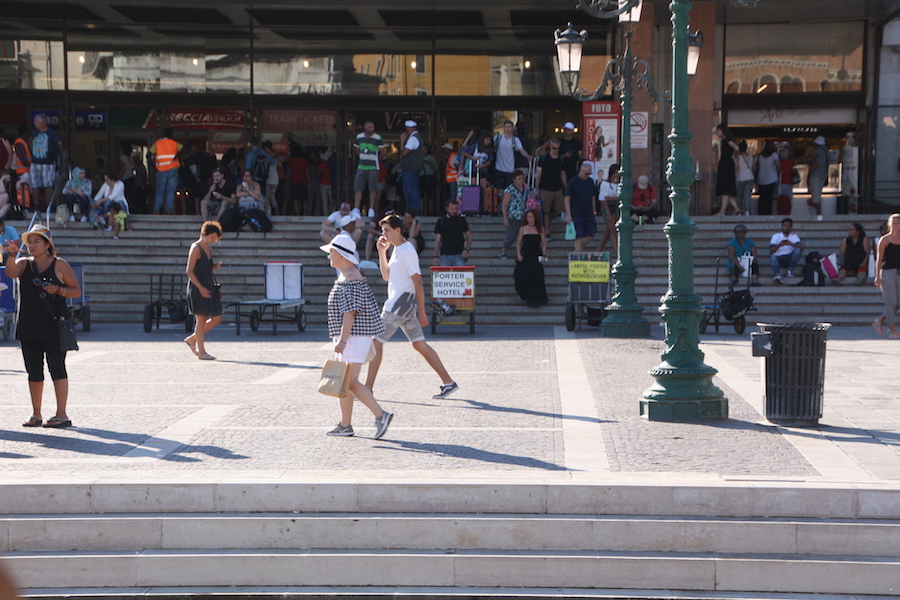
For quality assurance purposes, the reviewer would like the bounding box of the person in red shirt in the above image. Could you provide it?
[288,143,311,216]
[631,175,660,224]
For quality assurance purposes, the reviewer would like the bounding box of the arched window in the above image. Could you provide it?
[726,79,742,94]
[781,75,805,93]
[752,74,778,94]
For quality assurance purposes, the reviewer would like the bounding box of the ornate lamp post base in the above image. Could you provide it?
[640,365,727,420]
[597,262,650,338]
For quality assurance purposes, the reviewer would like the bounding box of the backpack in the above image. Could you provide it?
[243,207,272,232]
[252,153,270,182]
[219,206,243,232]
[797,252,825,286]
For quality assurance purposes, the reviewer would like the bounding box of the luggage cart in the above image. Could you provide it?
[0,267,15,340]
[565,251,613,331]
[226,262,308,336]
[429,265,475,334]
[700,257,757,335]
[65,263,91,332]
[143,274,194,333]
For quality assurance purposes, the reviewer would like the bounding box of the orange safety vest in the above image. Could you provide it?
[11,137,31,175]
[445,152,458,183]
[154,138,180,172]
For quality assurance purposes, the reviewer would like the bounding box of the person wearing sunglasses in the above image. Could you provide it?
[535,138,568,240]
[2,224,80,428]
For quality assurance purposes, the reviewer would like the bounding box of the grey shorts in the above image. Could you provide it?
[354,169,384,193]
[376,310,425,344]
[30,163,56,188]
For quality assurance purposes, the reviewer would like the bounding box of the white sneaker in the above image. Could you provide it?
[368,208,375,218]
[69,215,75,222]
[786,270,793,278]
[81,216,89,222]
[774,275,783,284]
[104,227,113,232]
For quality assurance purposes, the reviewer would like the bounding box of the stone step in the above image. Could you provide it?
[0,482,894,519]
[3,513,897,557]
[3,548,898,594]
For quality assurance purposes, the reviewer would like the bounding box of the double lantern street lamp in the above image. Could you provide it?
[555,0,727,421]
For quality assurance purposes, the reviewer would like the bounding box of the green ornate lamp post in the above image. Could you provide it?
[555,0,659,338]
[639,0,726,421]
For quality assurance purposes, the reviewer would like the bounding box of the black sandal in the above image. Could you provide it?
[22,416,42,428]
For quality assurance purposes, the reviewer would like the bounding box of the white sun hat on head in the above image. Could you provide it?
[320,232,359,265]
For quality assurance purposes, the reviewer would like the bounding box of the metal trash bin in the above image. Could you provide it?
[751,322,830,426]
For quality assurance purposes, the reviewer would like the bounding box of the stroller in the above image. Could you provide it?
[700,257,757,335]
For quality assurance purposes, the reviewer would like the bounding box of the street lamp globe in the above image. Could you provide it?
[618,0,643,25]
[555,23,587,94]
[687,30,704,76]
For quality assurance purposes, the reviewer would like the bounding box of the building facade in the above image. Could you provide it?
[0,0,897,215]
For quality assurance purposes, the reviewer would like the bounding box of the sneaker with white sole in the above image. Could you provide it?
[774,274,783,284]
[373,411,393,440]
[786,270,794,278]
[433,382,459,399]
[326,423,354,436]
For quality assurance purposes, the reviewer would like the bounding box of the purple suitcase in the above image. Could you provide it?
[459,162,481,214]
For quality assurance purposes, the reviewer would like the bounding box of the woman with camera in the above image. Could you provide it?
[2,224,81,428]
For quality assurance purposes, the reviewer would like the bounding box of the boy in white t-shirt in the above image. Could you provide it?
[769,218,804,283]
[365,214,459,399]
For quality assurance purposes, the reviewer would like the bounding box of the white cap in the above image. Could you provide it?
[441,142,454,150]
[405,120,417,128]
[637,175,650,189]
[814,135,826,145]
[320,232,359,265]
[563,122,575,130]
[338,214,355,229]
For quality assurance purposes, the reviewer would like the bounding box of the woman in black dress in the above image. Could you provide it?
[514,208,549,308]
[184,221,223,360]
[715,124,740,216]
[2,224,81,428]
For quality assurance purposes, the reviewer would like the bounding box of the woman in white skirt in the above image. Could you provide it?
[322,232,394,438]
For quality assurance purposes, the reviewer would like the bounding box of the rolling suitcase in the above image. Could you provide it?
[16,183,31,210]
[459,162,482,214]
[483,185,499,216]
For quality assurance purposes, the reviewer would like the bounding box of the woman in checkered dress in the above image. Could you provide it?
[322,232,393,439]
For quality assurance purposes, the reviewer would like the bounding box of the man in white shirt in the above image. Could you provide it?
[769,218,804,283]
[365,214,459,399]
[494,120,532,190]
[320,202,363,245]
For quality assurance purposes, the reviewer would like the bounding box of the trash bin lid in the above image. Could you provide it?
[757,322,831,331]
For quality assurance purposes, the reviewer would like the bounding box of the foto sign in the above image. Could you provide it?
[431,270,474,298]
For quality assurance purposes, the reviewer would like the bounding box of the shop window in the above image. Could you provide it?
[725,21,864,95]
[415,54,426,74]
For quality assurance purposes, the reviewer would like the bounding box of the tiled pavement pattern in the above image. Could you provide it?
[0,322,897,483]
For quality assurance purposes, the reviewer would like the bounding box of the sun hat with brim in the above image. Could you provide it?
[814,135,826,146]
[320,232,359,265]
[21,224,55,252]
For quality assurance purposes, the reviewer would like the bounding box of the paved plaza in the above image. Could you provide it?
[0,322,898,485]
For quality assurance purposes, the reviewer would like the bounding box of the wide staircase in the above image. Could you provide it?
[3,481,898,596]
[16,213,885,329]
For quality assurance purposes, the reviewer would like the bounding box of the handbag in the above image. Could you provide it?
[565,221,576,241]
[57,318,79,352]
[317,359,350,397]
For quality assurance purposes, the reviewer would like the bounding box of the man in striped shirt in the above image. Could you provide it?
[354,119,385,215]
